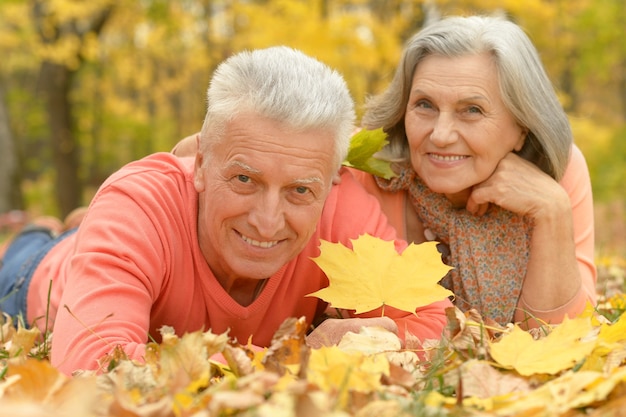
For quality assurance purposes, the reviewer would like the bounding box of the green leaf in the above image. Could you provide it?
[343,128,397,179]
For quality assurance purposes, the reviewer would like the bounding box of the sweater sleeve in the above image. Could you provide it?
[50,155,194,374]
[514,144,597,324]
[318,168,451,343]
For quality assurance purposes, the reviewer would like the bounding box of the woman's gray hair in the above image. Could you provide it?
[362,15,572,180]
[200,46,355,168]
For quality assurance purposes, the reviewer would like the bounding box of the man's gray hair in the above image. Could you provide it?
[363,15,572,180]
[200,46,355,168]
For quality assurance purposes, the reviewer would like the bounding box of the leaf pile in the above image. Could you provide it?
[2,304,626,416]
[1,240,625,416]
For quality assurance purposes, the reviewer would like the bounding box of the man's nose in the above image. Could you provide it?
[249,192,285,238]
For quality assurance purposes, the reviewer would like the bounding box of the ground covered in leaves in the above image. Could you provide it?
[0,258,625,417]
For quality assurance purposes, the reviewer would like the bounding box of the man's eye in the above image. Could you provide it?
[237,175,250,183]
[295,186,309,195]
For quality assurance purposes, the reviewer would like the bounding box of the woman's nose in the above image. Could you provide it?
[429,113,459,147]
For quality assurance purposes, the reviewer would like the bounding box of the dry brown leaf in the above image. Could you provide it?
[307,346,389,409]
[223,343,255,377]
[337,325,402,355]
[355,400,413,417]
[262,316,309,376]
[0,359,101,416]
[443,307,505,359]
[459,359,530,399]
[587,394,626,417]
[7,324,40,358]
[0,313,16,347]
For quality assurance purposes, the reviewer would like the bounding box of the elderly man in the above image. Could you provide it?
[0,47,449,375]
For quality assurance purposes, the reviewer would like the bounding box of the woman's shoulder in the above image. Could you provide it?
[560,144,592,192]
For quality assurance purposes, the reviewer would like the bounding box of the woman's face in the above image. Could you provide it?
[404,53,527,204]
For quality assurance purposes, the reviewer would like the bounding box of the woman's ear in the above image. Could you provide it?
[514,128,528,152]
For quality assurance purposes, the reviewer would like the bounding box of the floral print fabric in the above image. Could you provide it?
[376,166,533,325]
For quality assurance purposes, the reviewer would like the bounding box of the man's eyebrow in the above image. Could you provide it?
[227,161,261,175]
[228,160,323,185]
[293,177,323,186]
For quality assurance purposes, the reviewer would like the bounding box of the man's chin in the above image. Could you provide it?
[233,259,286,280]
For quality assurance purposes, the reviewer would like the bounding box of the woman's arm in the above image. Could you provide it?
[468,145,596,327]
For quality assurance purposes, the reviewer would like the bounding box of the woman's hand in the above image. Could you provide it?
[466,152,570,220]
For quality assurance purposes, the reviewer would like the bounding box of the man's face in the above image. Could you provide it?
[194,112,336,288]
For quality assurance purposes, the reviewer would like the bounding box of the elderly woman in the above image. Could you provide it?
[352,15,596,327]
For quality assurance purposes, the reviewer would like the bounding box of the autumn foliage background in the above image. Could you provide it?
[0,0,626,415]
[0,0,625,265]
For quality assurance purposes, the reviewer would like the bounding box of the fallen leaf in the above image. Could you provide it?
[459,359,530,399]
[355,399,412,417]
[7,324,40,358]
[307,234,454,314]
[491,370,602,415]
[568,366,626,409]
[152,329,213,388]
[307,345,389,408]
[599,310,626,344]
[262,316,309,376]
[489,316,596,376]
[337,325,401,355]
[0,358,101,416]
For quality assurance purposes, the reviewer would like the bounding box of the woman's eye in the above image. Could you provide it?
[237,174,250,183]
[467,106,483,114]
[415,100,432,109]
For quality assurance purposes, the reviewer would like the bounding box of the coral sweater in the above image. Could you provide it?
[349,145,597,324]
[27,153,450,375]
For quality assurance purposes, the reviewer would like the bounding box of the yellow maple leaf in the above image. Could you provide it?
[307,234,454,314]
[489,316,596,376]
[307,345,389,408]
[598,310,626,344]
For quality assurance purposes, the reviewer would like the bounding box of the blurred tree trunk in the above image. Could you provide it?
[37,61,81,218]
[620,57,626,122]
[32,1,112,217]
[560,50,579,113]
[0,82,22,214]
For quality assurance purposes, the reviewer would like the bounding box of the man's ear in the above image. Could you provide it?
[193,152,206,192]
[332,171,342,185]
